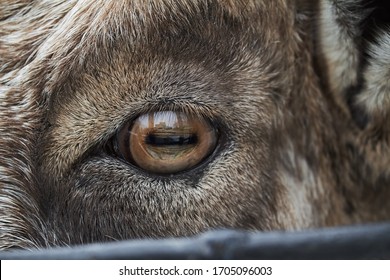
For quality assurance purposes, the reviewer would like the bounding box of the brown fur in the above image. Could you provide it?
[0,0,389,250]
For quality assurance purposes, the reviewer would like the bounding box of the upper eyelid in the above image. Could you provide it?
[111,99,222,137]
[106,106,224,153]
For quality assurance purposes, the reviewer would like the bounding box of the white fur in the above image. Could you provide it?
[319,0,360,95]
[357,31,390,114]
[277,147,325,229]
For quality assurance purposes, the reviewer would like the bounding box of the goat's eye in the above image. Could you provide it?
[116,111,217,174]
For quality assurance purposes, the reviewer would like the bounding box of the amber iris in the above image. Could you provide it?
[117,111,217,174]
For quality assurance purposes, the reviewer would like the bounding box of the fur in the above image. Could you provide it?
[0,0,389,250]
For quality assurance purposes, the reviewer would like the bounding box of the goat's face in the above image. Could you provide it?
[1,0,390,249]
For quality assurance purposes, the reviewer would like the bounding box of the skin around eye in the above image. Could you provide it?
[117,111,217,174]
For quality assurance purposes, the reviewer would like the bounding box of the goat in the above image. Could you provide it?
[0,0,389,249]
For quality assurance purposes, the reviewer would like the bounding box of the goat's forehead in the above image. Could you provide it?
[43,0,289,51]
[35,0,286,37]
[1,0,294,90]
[32,1,293,115]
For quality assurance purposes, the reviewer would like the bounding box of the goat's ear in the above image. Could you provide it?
[316,0,390,180]
[317,1,366,111]
[317,0,390,127]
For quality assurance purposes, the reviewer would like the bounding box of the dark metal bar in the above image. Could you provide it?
[1,222,390,259]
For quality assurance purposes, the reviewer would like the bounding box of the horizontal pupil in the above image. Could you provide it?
[145,134,198,146]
